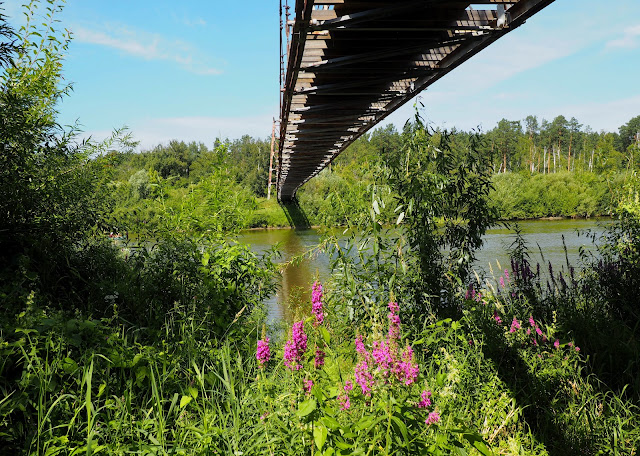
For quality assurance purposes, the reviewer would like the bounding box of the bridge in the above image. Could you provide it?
[272,0,556,201]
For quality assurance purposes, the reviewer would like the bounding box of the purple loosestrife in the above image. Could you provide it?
[509,317,521,333]
[354,360,373,396]
[388,301,401,344]
[499,276,505,288]
[314,349,325,369]
[311,281,324,327]
[554,339,560,349]
[256,337,271,368]
[397,345,419,386]
[304,379,314,395]
[418,390,432,408]
[283,321,308,371]
[372,340,393,372]
[493,311,502,324]
[425,412,440,425]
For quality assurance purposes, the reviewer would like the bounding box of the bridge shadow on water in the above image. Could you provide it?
[280,198,311,230]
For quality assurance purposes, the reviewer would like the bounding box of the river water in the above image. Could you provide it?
[237,218,611,322]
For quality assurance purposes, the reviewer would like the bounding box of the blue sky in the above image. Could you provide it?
[3,0,640,149]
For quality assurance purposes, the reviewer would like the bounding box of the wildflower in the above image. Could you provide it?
[575,346,580,352]
[388,302,401,343]
[504,269,510,282]
[493,310,502,324]
[256,337,271,368]
[554,339,560,349]
[397,345,419,386]
[526,328,531,335]
[355,334,370,361]
[372,339,393,371]
[499,276,505,288]
[418,390,432,408]
[509,317,521,333]
[338,394,351,410]
[314,349,325,369]
[311,281,324,326]
[354,360,373,396]
[284,321,307,371]
[425,412,440,425]
[344,380,354,392]
[529,316,536,327]
[259,412,268,422]
[304,379,314,395]
[532,339,538,346]
[535,326,543,336]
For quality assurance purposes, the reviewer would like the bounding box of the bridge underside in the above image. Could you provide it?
[277,0,555,201]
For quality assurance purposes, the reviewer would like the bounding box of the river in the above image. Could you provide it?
[237,218,611,322]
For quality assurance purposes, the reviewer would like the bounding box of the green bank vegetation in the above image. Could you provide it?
[2,2,640,454]
[102,112,639,230]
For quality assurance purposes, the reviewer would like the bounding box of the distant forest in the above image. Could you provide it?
[107,114,640,230]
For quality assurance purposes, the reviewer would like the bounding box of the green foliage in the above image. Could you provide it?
[384,112,497,313]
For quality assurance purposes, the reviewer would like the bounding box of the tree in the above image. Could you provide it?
[617,115,640,152]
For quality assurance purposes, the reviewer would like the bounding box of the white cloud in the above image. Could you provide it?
[72,24,222,75]
[606,24,640,49]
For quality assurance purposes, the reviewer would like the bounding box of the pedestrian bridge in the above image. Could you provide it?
[275,0,555,201]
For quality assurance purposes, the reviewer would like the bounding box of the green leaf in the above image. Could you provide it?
[296,398,317,418]
[320,326,331,345]
[396,211,405,225]
[179,395,192,408]
[314,424,328,450]
[188,386,198,399]
[373,199,380,215]
[390,415,409,445]
[320,416,340,430]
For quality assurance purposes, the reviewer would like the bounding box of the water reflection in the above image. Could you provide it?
[237,219,611,323]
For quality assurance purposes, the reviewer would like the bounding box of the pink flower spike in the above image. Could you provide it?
[314,349,325,369]
[425,412,440,425]
[418,390,432,408]
[344,380,354,392]
[499,276,505,288]
[304,379,313,395]
[339,394,350,410]
[529,316,536,327]
[256,337,271,369]
[505,269,510,282]
[554,339,560,349]
[575,346,580,352]
[311,281,324,327]
[493,311,502,324]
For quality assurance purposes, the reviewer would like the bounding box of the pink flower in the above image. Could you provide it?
[499,276,505,288]
[532,339,538,346]
[535,326,543,336]
[493,311,502,324]
[418,390,432,408]
[355,335,370,361]
[526,328,531,335]
[311,281,324,327]
[355,360,373,396]
[283,321,308,371]
[397,345,419,385]
[338,394,350,410]
[372,340,393,371]
[554,339,560,349]
[314,349,325,369]
[388,302,401,343]
[509,317,521,333]
[259,412,268,422]
[529,316,536,327]
[504,269,510,282]
[344,380,353,392]
[256,337,270,368]
[304,379,313,395]
[425,412,440,425]
[575,346,580,352]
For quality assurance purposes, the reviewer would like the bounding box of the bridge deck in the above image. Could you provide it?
[277,0,555,201]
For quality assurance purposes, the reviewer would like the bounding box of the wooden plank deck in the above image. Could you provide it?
[277,0,556,201]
